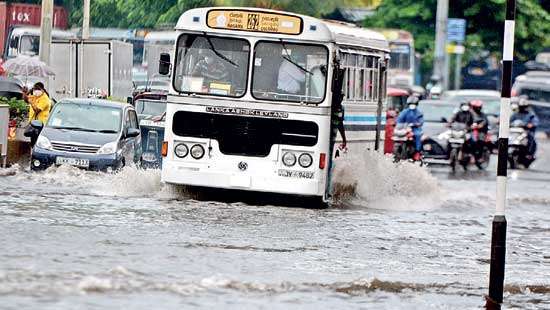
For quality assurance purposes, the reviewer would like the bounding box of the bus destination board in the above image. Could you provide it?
[207,10,302,35]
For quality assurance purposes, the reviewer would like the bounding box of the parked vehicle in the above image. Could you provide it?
[0,2,68,59]
[392,123,417,162]
[49,39,133,101]
[30,99,141,171]
[3,26,75,60]
[134,93,167,169]
[508,119,534,169]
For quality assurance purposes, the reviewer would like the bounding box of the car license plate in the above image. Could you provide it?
[56,157,90,168]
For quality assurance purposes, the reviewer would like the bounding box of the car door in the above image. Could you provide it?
[121,108,134,165]
[128,109,142,163]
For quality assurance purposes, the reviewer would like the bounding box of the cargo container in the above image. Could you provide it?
[0,1,68,59]
[49,39,134,101]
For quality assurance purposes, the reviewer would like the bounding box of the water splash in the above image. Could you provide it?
[332,151,442,211]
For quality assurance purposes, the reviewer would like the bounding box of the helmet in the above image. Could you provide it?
[469,99,483,109]
[518,95,529,108]
[460,101,470,112]
[407,95,419,105]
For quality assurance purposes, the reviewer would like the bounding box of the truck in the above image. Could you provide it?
[0,1,68,59]
[49,39,134,101]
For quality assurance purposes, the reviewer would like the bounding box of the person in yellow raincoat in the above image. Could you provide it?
[25,82,52,124]
[23,82,52,146]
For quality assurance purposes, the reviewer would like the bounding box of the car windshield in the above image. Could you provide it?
[422,103,457,122]
[135,99,166,116]
[173,34,249,97]
[252,41,328,104]
[47,103,122,133]
[389,43,411,70]
[20,35,40,56]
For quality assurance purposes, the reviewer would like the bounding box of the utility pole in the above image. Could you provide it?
[83,0,91,40]
[433,0,449,90]
[38,0,54,65]
[486,0,516,309]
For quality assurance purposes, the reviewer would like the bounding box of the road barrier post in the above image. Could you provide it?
[486,0,516,308]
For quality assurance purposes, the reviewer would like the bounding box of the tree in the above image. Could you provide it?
[364,0,550,80]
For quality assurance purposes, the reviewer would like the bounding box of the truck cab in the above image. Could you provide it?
[4,26,75,59]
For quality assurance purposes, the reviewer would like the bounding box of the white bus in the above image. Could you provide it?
[378,29,415,87]
[159,7,390,203]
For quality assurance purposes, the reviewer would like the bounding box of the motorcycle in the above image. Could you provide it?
[445,122,469,172]
[508,119,534,169]
[444,122,492,172]
[392,123,418,162]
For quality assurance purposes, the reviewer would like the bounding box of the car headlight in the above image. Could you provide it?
[298,153,313,168]
[97,141,118,155]
[282,152,297,167]
[35,135,52,150]
[190,144,205,159]
[174,143,189,158]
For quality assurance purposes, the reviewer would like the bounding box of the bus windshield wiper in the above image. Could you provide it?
[97,129,119,134]
[203,32,238,67]
[280,39,312,75]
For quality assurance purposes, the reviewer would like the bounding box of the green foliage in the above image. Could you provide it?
[365,0,550,80]
[1,97,28,124]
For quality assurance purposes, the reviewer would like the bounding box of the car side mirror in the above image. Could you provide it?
[30,120,44,130]
[441,117,448,123]
[159,53,171,76]
[125,128,140,138]
[127,96,134,105]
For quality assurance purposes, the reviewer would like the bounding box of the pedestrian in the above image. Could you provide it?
[23,82,52,146]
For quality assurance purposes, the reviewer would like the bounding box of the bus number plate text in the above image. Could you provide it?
[278,169,314,179]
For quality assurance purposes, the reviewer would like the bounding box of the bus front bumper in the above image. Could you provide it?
[161,162,325,197]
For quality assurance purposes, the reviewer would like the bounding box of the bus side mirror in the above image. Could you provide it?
[159,53,171,76]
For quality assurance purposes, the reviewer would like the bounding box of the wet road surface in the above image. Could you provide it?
[1,140,549,309]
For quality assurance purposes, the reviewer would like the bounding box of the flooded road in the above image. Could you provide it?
[1,140,549,309]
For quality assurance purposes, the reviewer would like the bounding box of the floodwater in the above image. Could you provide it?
[1,140,549,309]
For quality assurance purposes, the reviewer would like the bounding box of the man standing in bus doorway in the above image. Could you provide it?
[396,95,423,161]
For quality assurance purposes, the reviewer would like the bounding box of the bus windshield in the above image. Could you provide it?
[173,34,249,97]
[252,41,328,104]
[389,43,411,71]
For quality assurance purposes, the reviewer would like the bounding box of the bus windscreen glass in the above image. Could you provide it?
[173,34,250,98]
[389,43,411,70]
[252,41,328,104]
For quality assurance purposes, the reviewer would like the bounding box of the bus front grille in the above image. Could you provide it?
[172,111,319,157]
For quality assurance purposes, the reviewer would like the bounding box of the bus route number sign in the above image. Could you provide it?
[207,10,303,35]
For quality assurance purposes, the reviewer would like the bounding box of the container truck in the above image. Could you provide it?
[0,1,68,59]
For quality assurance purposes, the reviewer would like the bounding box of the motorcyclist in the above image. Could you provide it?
[396,95,424,161]
[511,96,539,159]
[450,101,474,127]
[469,99,490,161]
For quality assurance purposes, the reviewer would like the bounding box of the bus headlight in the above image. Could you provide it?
[190,144,205,159]
[298,153,313,168]
[174,143,189,158]
[282,152,297,167]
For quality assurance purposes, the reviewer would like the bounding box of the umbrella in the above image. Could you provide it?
[1,56,55,81]
[0,76,23,93]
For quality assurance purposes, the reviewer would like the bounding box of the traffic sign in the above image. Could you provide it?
[448,18,467,43]
[447,44,465,54]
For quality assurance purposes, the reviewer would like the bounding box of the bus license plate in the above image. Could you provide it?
[56,157,90,168]
[278,169,314,179]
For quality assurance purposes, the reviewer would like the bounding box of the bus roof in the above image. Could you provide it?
[376,28,414,43]
[144,31,178,42]
[175,7,389,52]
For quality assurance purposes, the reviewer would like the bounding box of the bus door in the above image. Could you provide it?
[326,63,345,199]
